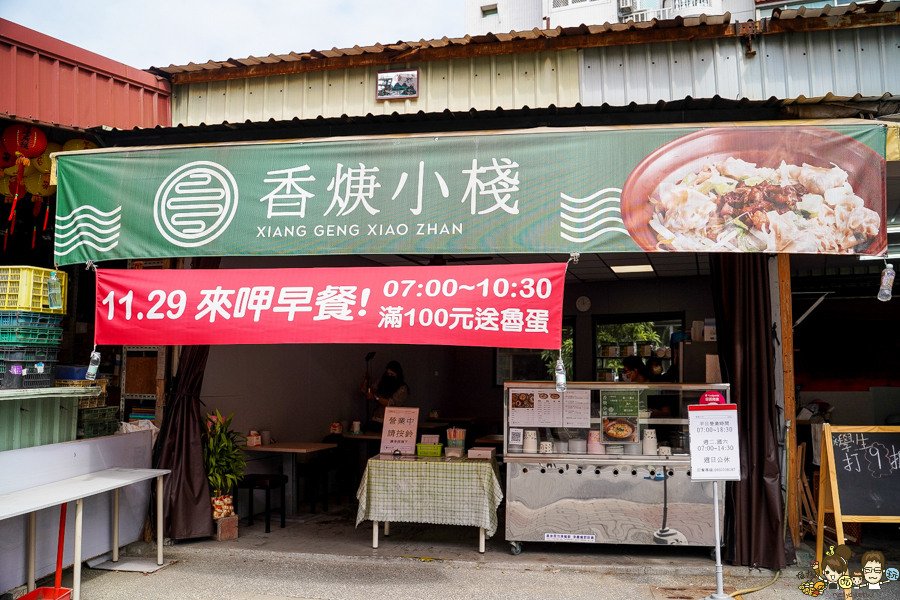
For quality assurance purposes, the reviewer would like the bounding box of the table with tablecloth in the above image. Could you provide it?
[356,456,503,552]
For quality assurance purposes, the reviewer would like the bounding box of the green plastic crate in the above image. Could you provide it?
[416,443,443,457]
[78,406,118,422]
[78,419,119,439]
[0,311,64,328]
[0,326,63,346]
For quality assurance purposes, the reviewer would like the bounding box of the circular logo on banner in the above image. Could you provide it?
[154,161,239,248]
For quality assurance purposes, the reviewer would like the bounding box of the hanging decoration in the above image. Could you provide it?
[61,138,97,152]
[32,142,61,174]
[0,149,15,170]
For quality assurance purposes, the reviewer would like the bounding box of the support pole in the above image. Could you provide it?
[73,499,83,600]
[373,520,379,548]
[157,476,164,565]
[27,511,35,591]
[778,254,799,547]
[479,527,485,553]
[703,481,730,600]
[112,488,119,562]
[384,521,390,536]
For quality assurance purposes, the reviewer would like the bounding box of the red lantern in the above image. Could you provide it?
[0,149,14,169]
[2,124,48,159]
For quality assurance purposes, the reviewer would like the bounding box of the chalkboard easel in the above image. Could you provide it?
[817,424,900,566]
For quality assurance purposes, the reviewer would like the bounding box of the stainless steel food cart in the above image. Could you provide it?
[503,382,728,555]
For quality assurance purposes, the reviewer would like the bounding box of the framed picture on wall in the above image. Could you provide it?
[376,69,419,101]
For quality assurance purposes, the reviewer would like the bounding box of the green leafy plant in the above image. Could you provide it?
[542,337,574,380]
[202,410,246,497]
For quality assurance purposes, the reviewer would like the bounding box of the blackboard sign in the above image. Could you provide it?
[831,430,900,517]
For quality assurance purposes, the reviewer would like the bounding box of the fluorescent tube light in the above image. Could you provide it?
[887,225,900,234]
[610,264,655,273]
[858,254,900,261]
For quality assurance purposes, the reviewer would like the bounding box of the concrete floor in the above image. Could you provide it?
[34,503,900,600]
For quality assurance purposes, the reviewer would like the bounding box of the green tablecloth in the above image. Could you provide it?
[356,456,504,537]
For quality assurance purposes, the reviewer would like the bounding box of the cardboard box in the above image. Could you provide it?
[246,435,261,447]
[467,447,496,460]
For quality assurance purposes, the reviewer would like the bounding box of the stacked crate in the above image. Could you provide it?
[56,377,113,439]
[0,267,66,390]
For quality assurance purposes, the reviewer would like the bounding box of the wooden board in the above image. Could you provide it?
[816,424,900,568]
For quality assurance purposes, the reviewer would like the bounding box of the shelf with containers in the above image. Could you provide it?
[595,341,673,382]
[501,381,728,553]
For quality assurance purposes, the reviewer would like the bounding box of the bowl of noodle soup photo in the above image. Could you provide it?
[620,127,886,255]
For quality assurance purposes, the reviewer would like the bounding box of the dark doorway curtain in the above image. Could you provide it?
[710,254,787,570]
[152,257,220,539]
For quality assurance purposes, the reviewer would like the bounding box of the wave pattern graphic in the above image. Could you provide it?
[559,189,629,243]
[54,205,122,256]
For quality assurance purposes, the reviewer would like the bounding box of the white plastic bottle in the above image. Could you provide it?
[86,351,101,380]
[877,264,894,302]
[47,272,63,310]
[555,358,567,393]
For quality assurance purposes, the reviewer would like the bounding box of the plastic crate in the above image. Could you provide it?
[0,311,64,328]
[0,267,67,315]
[416,443,443,457]
[78,406,118,422]
[0,345,60,363]
[78,419,118,439]
[77,394,107,409]
[0,361,55,389]
[0,326,63,346]
[55,378,108,393]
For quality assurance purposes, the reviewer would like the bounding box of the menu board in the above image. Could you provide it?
[602,417,639,443]
[600,390,640,417]
[380,407,419,455]
[562,389,591,428]
[830,430,900,517]
[509,389,588,428]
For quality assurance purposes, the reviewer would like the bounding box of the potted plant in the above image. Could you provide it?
[202,410,245,539]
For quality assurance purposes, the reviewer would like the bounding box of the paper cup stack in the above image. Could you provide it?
[643,429,658,456]
[587,429,605,454]
[523,429,538,454]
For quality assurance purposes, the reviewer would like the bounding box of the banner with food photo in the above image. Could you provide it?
[53,121,888,265]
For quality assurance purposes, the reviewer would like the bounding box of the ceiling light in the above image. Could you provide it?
[859,253,900,261]
[887,225,900,234]
[610,264,654,273]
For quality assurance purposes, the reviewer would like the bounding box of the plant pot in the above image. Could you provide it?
[213,514,238,541]
[210,494,234,519]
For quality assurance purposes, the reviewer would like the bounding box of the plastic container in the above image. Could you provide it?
[78,406,118,422]
[0,325,63,346]
[600,343,619,358]
[78,419,118,439]
[877,264,894,302]
[0,311,64,328]
[415,443,443,457]
[0,361,55,389]
[56,378,109,408]
[0,345,60,363]
[20,588,71,600]
[55,365,89,380]
[0,267,67,315]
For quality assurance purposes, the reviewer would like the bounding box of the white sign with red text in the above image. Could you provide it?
[688,404,741,481]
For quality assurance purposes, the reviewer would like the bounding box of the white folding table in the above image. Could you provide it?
[0,467,169,600]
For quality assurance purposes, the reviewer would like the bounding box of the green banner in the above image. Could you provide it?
[54,123,888,265]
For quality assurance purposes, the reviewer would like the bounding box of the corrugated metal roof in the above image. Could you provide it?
[152,2,900,85]
[0,18,171,130]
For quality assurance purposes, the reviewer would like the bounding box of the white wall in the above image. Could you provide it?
[465,0,543,35]
[547,0,618,29]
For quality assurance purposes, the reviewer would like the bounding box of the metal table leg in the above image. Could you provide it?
[73,498,83,600]
[373,520,379,548]
[27,511,36,591]
[157,476,164,566]
[479,527,485,553]
[384,521,390,536]
[112,488,119,562]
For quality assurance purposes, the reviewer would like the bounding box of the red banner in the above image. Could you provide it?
[95,264,566,348]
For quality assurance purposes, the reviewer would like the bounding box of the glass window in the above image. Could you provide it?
[594,313,683,381]
[495,319,574,385]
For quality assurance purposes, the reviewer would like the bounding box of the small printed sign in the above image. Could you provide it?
[380,407,419,455]
[508,428,523,445]
[688,404,741,481]
[544,533,595,543]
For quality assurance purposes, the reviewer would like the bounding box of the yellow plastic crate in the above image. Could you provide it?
[56,378,108,393]
[0,267,67,315]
